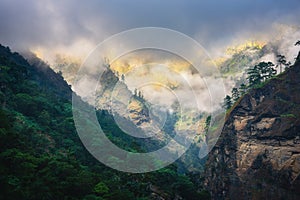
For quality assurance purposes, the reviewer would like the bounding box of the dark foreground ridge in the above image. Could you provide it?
[0,44,209,200]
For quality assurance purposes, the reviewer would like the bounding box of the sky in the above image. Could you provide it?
[0,0,300,55]
[1,0,300,112]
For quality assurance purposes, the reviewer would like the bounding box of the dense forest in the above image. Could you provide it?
[0,44,210,199]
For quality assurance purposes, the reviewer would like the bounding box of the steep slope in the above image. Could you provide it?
[0,44,210,199]
[205,52,300,199]
[95,65,208,173]
[219,41,266,76]
[0,45,102,199]
[95,66,151,127]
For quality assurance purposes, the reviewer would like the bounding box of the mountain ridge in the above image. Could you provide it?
[0,44,210,199]
[205,51,300,199]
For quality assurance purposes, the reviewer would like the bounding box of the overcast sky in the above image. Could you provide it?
[0,0,300,54]
[1,0,300,115]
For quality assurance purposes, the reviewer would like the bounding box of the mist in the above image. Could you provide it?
[1,0,300,55]
[1,0,300,113]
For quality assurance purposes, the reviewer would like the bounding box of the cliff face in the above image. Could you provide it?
[205,57,300,199]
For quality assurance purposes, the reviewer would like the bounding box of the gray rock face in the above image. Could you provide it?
[205,58,300,199]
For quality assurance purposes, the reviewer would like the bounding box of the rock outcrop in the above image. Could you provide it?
[205,56,300,199]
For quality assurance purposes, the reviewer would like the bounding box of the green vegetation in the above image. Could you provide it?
[223,61,277,111]
[280,113,296,118]
[247,62,276,87]
[276,54,291,73]
[223,95,233,110]
[221,40,300,112]
[0,45,210,199]
[222,39,300,112]
[220,45,264,75]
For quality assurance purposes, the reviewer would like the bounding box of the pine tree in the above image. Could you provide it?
[103,57,110,68]
[231,87,240,102]
[239,83,247,95]
[276,55,290,73]
[204,115,211,133]
[115,71,119,78]
[138,91,142,99]
[223,95,232,110]
[134,88,137,96]
[259,62,277,81]
[247,65,261,87]
[247,62,276,87]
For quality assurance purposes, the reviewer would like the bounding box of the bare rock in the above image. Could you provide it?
[205,58,300,199]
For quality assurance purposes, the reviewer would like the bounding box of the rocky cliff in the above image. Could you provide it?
[205,53,300,199]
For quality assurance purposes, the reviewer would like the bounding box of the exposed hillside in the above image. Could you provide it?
[205,52,300,199]
[59,55,208,173]
[219,41,266,76]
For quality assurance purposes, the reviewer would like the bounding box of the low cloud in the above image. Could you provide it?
[1,0,300,55]
[1,0,300,112]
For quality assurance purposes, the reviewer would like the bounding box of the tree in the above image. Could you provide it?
[295,41,300,62]
[134,88,137,96]
[223,95,232,110]
[247,62,276,87]
[231,87,240,102]
[259,61,277,81]
[204,115,211,134]
[103,57,110,69]
[247,65,261,87]
[239,83,247,96]
[94,182,109,195]
[276,55,291,73]
[115,71,119,78]
[138,91,143,99]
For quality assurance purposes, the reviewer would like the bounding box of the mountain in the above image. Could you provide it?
[0,44,210,199]
[95,63,208,173]
[205,51,300,199]
[38,51,208,173]
[26,40,281,176]
[95,65,152,128]
[219,41,266,76]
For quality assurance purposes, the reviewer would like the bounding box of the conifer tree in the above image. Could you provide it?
[239,83,247,95]
[223,95,232,110]
[276,55,290,73]
[247,62,276,87]
[247,65,261,87]
[231,87,240,102]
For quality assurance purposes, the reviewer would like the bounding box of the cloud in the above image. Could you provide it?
[1,0,300,112]
[1,0,300,54]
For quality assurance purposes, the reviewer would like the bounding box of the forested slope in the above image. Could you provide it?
[0,45,209,200]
